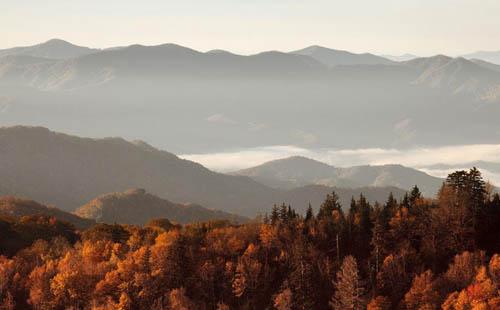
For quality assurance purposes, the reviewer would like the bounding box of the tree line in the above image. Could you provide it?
[0,168,499,309]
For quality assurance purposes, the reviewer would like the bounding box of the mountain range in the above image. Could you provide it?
[234,156,443,197]
[0,126,407,216]
[1,40,500,153]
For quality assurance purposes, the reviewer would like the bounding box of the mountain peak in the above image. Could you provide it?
[43,38,73,46]
[0,38,98,59]
[206,49,238,56]
[271,155,332,166]
[291,45,394,66]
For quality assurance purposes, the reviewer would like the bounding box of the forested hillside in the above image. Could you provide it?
[0,168,498,308]
[0,196,94,229]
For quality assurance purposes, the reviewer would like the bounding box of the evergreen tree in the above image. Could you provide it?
[409,185,422,208]
[271,205,279,224]
[317,192,341,220]
[279,203,289,223]
[401,193,410,209]
[467,167,486,224]
[305,204,314,222]
[385,192,397,215]
[356,194,373,259]
[263,213,269,225]
[347,196,357,244]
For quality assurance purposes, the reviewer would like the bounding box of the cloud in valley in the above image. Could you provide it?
[205,113,237,125]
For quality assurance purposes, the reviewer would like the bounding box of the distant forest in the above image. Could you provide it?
[1,168,499,309]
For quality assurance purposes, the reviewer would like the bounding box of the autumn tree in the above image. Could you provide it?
[403,270,439,309]
[274,286,293,310]
[366,296,391,310]
[330,255,364,309]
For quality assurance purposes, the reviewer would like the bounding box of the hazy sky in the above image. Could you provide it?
[2,0,500,55]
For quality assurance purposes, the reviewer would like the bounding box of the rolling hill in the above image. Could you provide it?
[0,196,94,229]
[75,189,247,225]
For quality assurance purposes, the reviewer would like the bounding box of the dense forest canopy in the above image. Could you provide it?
[1,168,499,309]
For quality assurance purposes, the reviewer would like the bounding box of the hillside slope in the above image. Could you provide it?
[75,189,246,225]
[0,196,94,229]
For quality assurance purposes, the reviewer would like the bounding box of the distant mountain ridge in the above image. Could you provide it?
[0,126,407,216]
[291,45,395,66]
[234,156,443,197]
[1,39,499,99]
[0,43,327,91]
[462,50,500,65]
[404,55,500,101]
[2,40,500,154]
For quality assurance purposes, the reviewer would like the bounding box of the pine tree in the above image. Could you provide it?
[384,192,397,217]
[467,167,486,229]
[401,193,410,209]
[263,213,269,224]
[318,191,341,220]
[279,203,289,223]
[409,185,421,208]
[305,203,314,222]
[330,255,364,309]
[271,205,279,224]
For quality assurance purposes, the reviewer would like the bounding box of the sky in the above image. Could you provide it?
[2,0,500,56]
